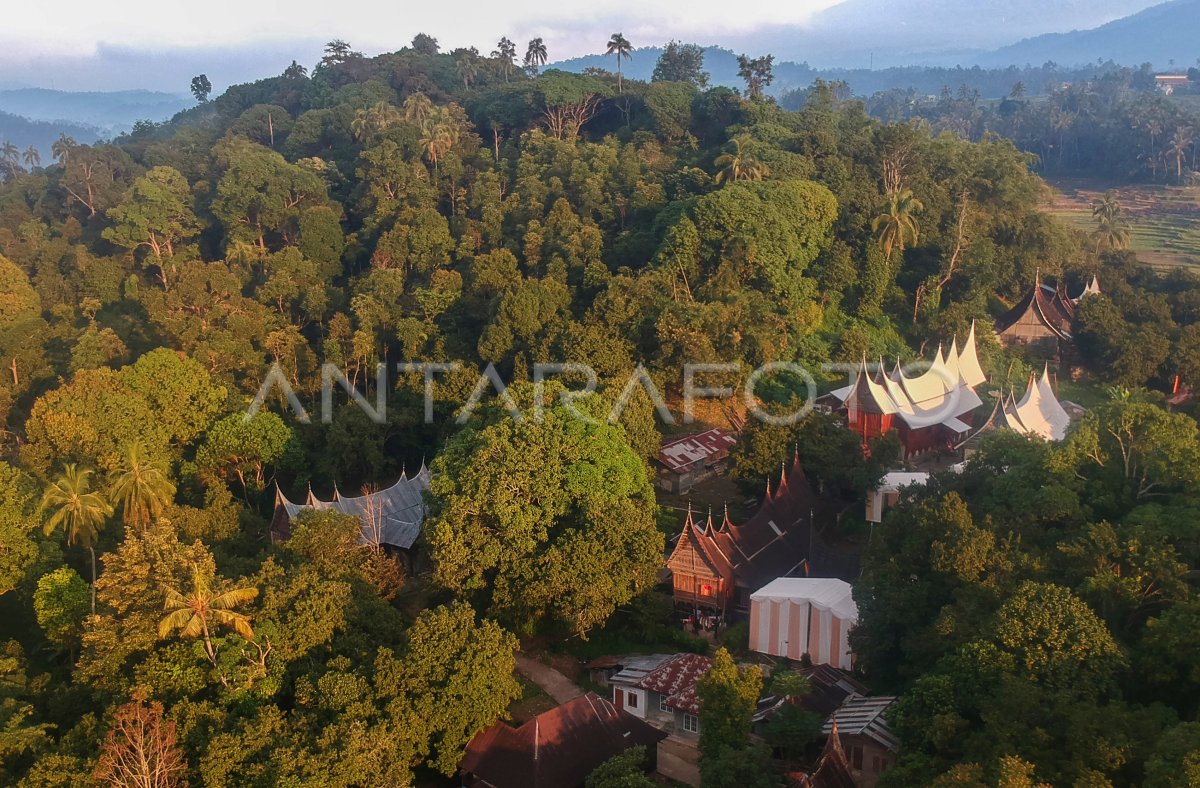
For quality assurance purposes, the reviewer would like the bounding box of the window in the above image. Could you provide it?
[683,714,699,733]
[700,583,712,596]
[659,695,671,712]
[627,692,638,709]
[851,745,863,770]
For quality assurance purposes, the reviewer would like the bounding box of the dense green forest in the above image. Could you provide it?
[1,34,1199,786]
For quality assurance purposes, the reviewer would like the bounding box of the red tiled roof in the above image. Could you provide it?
[636,653,712,713]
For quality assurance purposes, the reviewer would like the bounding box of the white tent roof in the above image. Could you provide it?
[1013,370,1071,441]
[276,464,431,549]
[956,322,988,388]
[750,578,858,621]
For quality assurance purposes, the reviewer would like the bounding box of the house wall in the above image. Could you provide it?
[612,685,648,718]
[672,708,701,737]
[844,734,896,788]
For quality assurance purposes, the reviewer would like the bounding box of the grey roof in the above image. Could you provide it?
[608,654,676,687]
[822,694,900,752]
[276,464,431,550]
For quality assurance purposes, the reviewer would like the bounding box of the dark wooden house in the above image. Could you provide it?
[665,454,860,614]
[994,277,1076,352]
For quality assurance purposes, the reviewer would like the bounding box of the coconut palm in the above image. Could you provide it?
[1091,190,1123,225]
[605,33,633,93]
[402,92,433,126]
[22,146,40,169]
[1168,127,1193,181]
[456,52,480,89]
[51,134,75,166]
[872,189,924,262]
[39,465,113,613]
[713,136,769,184]
[524,38,548,74]
[109,442,176,529]
[352,101,402,143]
[158,563,257,667]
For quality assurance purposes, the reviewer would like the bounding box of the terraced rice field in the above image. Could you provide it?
[1044,179,1200,270]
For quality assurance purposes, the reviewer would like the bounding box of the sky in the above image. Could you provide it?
[0,0,840,91]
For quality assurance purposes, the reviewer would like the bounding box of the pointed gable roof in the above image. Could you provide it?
[666,506,730,581]
[994,276,1074,341]
[271,464,432,549]
[1011,369,1071,441]
[956,321,987,388]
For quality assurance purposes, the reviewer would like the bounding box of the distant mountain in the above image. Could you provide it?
[0,110,102,161]
[0,88,189,135]
[711,0,1160,68]
[981,0,1200,68]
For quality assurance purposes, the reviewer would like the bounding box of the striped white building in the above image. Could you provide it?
[748,578,857,669]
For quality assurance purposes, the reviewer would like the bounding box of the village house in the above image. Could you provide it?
[656,428,738,493]
[608,653,712,737]
[269,464,431,568]
[823,695,900,788]
[1155,74,1190,94]
[994,274,1099,354]
[665,454,860,614]
[823,323,988,458]
[459,692,666,788]
[787,720,858,788]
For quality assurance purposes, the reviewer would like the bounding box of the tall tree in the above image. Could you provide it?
[524,38,548,75]
[652,40,709,87]
[108,442,176,529]
[21,146,39,170]
[94,697,188,788]
[735,54,774,99]
[493,37,517,82]
[426,403,664,637]
[190,74,212,104]
[713,135,769,184]
[605,33,633,93]
[39,465,112,613]
[158,563,257,669]
[872,189,924,262]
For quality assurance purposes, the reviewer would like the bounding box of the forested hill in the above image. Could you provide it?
[0,110,102,162]
[1,36,1200,787]
[983,0,1200,68]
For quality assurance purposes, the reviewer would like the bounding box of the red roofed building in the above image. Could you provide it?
[459,692,666,788]
[665,453,860,614]
[609,653,713,737]
[656,428,738,493]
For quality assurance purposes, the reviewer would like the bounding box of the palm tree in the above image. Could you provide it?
[402,92,433,126]
[352,101,402,143]
[158,564,257,668]
[1094,219,1132,251]
[524,38,548,75]
[420,113,457,177]
[713,136,769,184]
[494,37,517,82]
[109,443,176,529]
[39,465,113,613]
[22,146,40,169]
[1092,190,1123,224]
[0,142,19,179]
[872,189,924,262]
[51,134,76,166]
[1168,127,1193,180]
[457,53,480,89]
[605,33,633,93]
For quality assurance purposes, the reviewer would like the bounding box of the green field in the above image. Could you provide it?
[1044,179,1200,270]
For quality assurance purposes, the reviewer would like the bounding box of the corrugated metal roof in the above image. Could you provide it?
[822,694,900,752]
[657,429,737,472]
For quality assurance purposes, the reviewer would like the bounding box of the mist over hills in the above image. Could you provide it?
[981,0,1200,68]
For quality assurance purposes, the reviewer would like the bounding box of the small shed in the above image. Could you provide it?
[749,578,857,669]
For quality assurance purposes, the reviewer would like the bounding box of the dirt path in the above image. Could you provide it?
[513,653,585,705]
[657,735,701,787]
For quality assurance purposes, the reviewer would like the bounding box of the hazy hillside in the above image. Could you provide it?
[0,88,189,134]
[982,0,1200,68]
[0,110,102,160]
